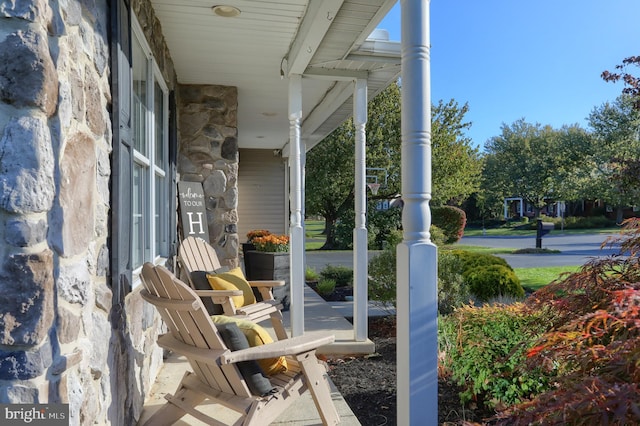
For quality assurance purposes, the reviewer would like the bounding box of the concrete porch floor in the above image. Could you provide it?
[138,285,385,425]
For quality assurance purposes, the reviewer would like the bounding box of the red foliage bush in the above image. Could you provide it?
[491,218,640,425]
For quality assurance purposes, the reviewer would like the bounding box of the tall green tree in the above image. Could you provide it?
[552,124,594,203]
[483,119,562,217]
[305,122,356,249]
[431,100,483,206]
[586,95,640,222]
[306,82,401,249]
[306,81,481,248]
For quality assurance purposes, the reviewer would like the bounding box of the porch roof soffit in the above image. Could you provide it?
[280,37,400,157]
[279,1,400,156]
[149,0,399,152]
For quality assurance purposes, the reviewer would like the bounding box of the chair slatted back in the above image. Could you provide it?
[178,236,222,277]
[140,263,251,397]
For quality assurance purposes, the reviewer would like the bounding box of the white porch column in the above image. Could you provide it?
[288,74,305,337]
[353,78,368,342]
[301,145,307,283]
[398,1,438,425]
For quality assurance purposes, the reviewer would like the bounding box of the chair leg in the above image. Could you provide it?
[143,372,207,426]
[296,351,340,426]
[142,387,206,426]
[270,312,289,340]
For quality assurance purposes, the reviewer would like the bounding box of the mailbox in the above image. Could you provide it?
[536,219,554,249]
[538,221,554,236]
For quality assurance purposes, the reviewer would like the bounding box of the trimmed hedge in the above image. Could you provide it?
[450,249,512,270]
[319,265,353,287]
[432,206,467,244]
[449,250,524,302]
[463,265,525,302]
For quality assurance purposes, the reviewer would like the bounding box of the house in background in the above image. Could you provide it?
[0,0,410,424]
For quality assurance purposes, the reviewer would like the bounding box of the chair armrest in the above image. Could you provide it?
[194,289,243,314]
[157,334,228,364]
[220,331,335,364]
[236,300,282,316]
[193,289,243,298]
[248,280,285,288]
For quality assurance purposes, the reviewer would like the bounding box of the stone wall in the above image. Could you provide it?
[178,84,240,267]
[0,0,176,425]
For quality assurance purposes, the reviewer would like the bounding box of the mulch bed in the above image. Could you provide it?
[325,316,496,426]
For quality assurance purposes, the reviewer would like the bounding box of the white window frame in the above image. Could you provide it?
[131,16,170,284]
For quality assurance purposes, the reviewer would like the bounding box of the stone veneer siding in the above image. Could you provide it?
[0,1,177,425]
[178,84,240,268]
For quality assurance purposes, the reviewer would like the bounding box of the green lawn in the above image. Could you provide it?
[305,220,326,250]
[514,265,581,292]
[305,220,324,236]
[442,245,516,255]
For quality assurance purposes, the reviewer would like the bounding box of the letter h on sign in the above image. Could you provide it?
[187,212,205,235]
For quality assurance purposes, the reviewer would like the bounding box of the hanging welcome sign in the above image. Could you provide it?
[177,181,209,242]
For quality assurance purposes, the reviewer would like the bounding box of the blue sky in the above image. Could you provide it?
[379,0,640,149]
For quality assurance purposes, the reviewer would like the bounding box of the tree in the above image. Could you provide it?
[306,81,482,248]
[431,100,483,206]
[586,95,640,222]
[306,82,401,249]
[552,124,595,204]
[305,121,357,249]
[483,119,562,217]
[602,56,640,109]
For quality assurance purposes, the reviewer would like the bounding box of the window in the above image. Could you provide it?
[132,18,169,272]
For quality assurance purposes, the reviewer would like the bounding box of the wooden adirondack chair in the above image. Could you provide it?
[178,236,288,340]
[139,263,340,425]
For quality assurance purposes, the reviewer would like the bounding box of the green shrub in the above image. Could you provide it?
[439,303,553,408]
[463,264,525,302]
[319,265,353,287]
[316,278,336,296]
[563,215,615,229]
[528,215,616,230]
[504,216,529,227]
[378,225,446,249]
[305,266,319,282]
[369,247,471,314]
[429,224,447,247]
[446,250,521,302]
[450,250,511,271]
[437,252,471,314]
[432,206,467,244]
[367,249,397,311]
[369,206,402,249]
[385,229,403,248]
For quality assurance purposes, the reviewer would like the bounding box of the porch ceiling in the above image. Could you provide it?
[150,0,400,154]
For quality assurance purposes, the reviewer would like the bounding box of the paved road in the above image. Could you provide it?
[460,232,621,268]
[305,232,624,270]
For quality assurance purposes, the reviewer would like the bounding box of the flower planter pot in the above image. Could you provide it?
[244,250,290,310]
[241,242,256,276]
